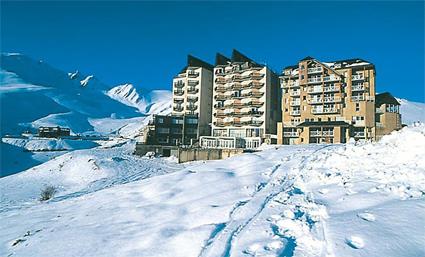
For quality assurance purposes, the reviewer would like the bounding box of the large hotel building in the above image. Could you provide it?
[277,56,400,144]
[199,50,281,149]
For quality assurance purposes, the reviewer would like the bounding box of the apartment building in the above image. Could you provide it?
[200,49,281,149]
[277,57,377,144]
[142,114,199,146]
[375,92,402,140]
[172,55,214,137]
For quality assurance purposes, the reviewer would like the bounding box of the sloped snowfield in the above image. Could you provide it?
[1,126,424,257]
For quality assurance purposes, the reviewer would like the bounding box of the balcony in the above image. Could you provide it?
[323,96,342,103]
[187,87,199,94]
[240,117,263,126]
[307,77,322,84]
[308,98,323,104]
[215,77,226,84]
[186,104,198,111]
[188,80,199,87]
[290,90,301,96]
[323,85,339,92]
[352,74,364,81]
[311,108,338,114]
[351,95,365,101]
[352,84,365,91]
[307,67,323,74]
[290,100,301,106]
[215,111,226,117]
[323,75,339,82]
[173,89,184,96]
[283,131,299,137]
[215,86,227,93]
[250,72,264,80]
[231,83,244,90]
[173,98,184,104]
[376,108,384,114]
[174,82,184,88]
[187,96,198,102]
[310,130,334,137]
[188,71,199,78]
[354,131,365,137]
[308,87,322,94]
[245,81,264,89]
[173,106,183,112]
[290,110,301,116]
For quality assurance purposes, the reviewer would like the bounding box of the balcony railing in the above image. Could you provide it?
[187,96,198,102]
[173,106,183,112]
[215,78,226,84]
[290,100,301,106]
[188,80,199,87]
[290,110,301,116]
[352,74,364,81]
[307,77,322,84]
[310,131,334,137]
[187,87,199,94]
[186,104,198,111]
[323,76,339,82]
[354,131,365,137]
[307,67,323,74]
[188,71,199,78]
[308,87,322,94]
[323,85,339,92]
[283,131,299,137]
[323,96,342,103]
[308,98,323,104]
[290,90,301,96]
[311,108,338,114]
[351,95,365,101]
[174,82,184,88]
[352,84,365,91]
[173,89,184,96]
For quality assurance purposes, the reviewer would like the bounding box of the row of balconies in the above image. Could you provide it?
[307,85,340,94]
[308,96,342,104]
[307,75,340,84]
[307,67,323,74]
[352,84,365,91]
[311,107,338,114]
[215,81,265,91]
[214,117,264,127]
[310,130,334,137]
[173,104,198,112]
[215,110,264,117]
[283,131,299,137]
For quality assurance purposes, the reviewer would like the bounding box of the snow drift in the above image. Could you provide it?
[0,125,424,257]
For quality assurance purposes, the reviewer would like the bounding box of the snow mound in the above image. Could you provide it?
[0,126,424,257]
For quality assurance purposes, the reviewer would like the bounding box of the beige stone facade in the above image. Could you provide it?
[172,55,213,137]
[200,50,280,149]
[277,57,378,144]
[375,92,402,140]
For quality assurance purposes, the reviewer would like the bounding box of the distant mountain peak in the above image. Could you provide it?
[80,75,94,87]
[68,70,79,80]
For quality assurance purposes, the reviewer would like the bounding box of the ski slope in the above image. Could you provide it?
[1,125,424,257]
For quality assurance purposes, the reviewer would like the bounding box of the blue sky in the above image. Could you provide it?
[1,1,424,102]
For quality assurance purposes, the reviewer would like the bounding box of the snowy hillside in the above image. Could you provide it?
[1,125,424,257]
[107,83,172,115]
[0,53,172,176]
[397,98,425,124]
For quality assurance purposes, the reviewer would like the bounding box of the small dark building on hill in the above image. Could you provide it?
[142,114,199,146]
[38,126,71,138]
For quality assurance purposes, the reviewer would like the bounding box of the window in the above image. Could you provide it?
[301,75,305,80]
[186,128,197,134]
[157,128,170,134]
[171,128,182,134]
[186,118,198,124]
[318,118,321,122]
[303,96,306,100]
[355,103,360,112]
[172,118,183,124]
[157,118,164,124]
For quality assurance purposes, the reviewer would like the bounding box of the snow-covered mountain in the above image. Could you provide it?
[0,124,424,257]
[397,98,425,124]
[0,53,172,176]
[107,83,171,115]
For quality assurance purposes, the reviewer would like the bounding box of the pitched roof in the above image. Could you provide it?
[297,121,350,127]
[376,92,400,106]
[215,53,231,66]
[179,55,213,73]
[300,56,314,61]
[231,49,262,67]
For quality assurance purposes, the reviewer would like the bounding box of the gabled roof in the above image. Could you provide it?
[297,121,350,127]
[283,64,298,70]
[231,49,263,67]
[215,53,231,66]
[179,55,213,73]
[376,92,400,106]
[300,56,315,61]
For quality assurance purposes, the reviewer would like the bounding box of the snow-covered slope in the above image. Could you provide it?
[1,125,424,257]
[0,53,172,176]
[397,98,425,124]
[107,83,172,115]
